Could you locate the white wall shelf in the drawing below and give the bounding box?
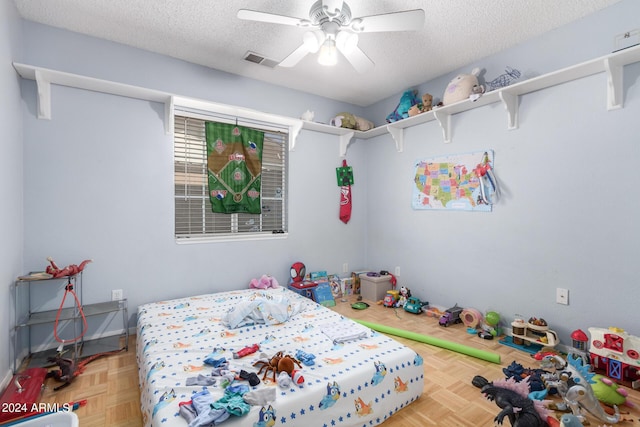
[301,43,640,155]
[12,63,303,145]
[13,43,640,156]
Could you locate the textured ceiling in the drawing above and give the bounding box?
[14,0,621,106]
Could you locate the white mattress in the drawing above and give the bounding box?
[137,287,424,426]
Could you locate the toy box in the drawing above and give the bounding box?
[359,273,393,302]
[5,412,79,427]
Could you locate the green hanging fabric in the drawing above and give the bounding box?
[205,122,264,214]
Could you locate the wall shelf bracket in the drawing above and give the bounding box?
[386,124,404,152]
[604,57,623,110]
[165,96,174,135]
[499,91,519,129]
[34,69,51,120]
[433,110,452,143]
[338,131,355,157]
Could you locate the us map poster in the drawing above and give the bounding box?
[412,150,494,211]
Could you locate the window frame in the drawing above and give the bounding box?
[172,98,301,244]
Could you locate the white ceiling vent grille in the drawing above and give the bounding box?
[243,52,278,68]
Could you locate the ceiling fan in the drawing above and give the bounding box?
[237,0,425,73]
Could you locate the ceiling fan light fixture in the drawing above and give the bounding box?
[303,30,325,53]
[318,39,338,66]
[336,31,358,54]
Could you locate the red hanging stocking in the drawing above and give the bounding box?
[339,160,352,224]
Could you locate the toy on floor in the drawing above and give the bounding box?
[383,290,399,307]
[472,375,552,427]
[249,275,279,289]
[590,374,634,408]
[501,361,548,394]
[439,304,464,327]
[541,352,621,424]
[357,319,501,364]
[587,326,640,389]
[396,286,411,308]
[510,315,559,347]
[478,310,501,339]
[46,348,123,391]
[404,296,428,314]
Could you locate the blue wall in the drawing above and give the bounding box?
[4,0,640,379]
[1,0,24,382]
[363,0,640,344]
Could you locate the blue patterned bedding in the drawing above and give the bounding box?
[136,288,424,427]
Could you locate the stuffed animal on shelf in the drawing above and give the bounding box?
[330,112,374,131]
[408,93,433,117]
[386,89,420,122]
[442,68,483,105]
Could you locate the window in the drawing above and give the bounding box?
[174,113,288,241]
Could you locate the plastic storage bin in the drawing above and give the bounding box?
[359,273,393,302]
[5,412,79,427]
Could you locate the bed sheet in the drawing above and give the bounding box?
[137,288,424,427]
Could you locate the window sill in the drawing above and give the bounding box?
[175,232,288,244]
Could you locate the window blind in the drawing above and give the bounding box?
[174,114,288,240]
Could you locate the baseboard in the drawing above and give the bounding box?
[0,368,12,392]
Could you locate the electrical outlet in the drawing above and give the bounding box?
[342,263,348,273]
[556,288,569,305]
[111,289,123,301]
[394,266,401,276]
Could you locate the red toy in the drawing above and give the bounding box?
[290,262,306,283]
[45,257,92,278]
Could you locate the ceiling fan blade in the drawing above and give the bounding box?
[237,9,311,27]
[350,9,425,33]
[278,43,311,67]
[338,44,374,74]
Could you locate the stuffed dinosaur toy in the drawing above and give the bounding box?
[386,89,420,123]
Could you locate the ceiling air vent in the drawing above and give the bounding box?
[243,52,278,68]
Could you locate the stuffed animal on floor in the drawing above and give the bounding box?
[46,353,76,391]
[386,89,420,122]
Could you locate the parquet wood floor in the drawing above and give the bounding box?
[35,296,639,426]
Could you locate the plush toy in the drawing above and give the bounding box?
[250,274,279,289]
[408,93,433,117]
[330,112,374,131]
[45,257,92,278]
[386,89,420,122]
[442,68,483,105]
[396,286,411,308]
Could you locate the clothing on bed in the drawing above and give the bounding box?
[137,288,424,427]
